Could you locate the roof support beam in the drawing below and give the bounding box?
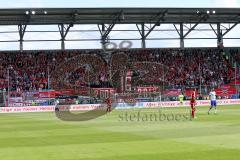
[217,23,223,48]
[58,23,74,50]
[209,23,223,47]
[97,24,103,36]
[143,10,168,39]
[209,24,218,36]
[173,24,180,36]
[183,14,209,38]
[18,24,27,51]
[180,23,184,48]
[209,23,238,47]
[100,24,106,49]
[222,23,238,36]
[183,23,199,38]
[136,24,143,37]
[100,11,124,47]
[58,24,65,50]
[141,23,146,48]
[101,23,115,43]
[173,23,184,48]
[136,23,146,48]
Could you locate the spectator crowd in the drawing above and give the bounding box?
[0,48,238,93]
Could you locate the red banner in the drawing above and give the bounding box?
[215,88,237,96]
[135,86,158,93]
[164,89,181,96]
[229,80,240,85]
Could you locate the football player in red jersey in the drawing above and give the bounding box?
[105,97,112,113]
[190,89,197,119]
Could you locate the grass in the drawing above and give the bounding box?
[0,105,240,160]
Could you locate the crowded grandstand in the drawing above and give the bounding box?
[0,47,239,106]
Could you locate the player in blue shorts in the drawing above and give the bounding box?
[208,89,217,115]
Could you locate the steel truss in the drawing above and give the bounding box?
[0,8,240,50]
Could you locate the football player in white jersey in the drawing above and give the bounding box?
[208,89,217,114]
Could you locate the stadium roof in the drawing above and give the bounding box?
[0,8,240,25]
[1,8,240,50]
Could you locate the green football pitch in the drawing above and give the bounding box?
[0,105,240,160]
